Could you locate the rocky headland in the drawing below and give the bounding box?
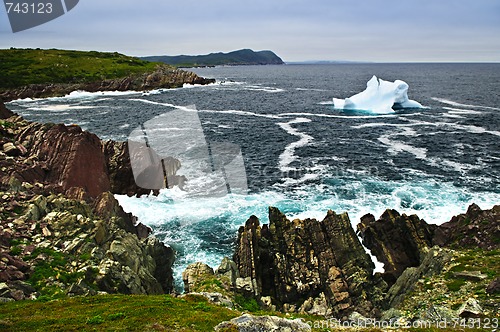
[0,48,215,101]
[0,98,498,329]
[0,66,214,102]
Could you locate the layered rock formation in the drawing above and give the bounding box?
[233,207,388,318]
[0,66,215,101]
[0,102,175,300]
[357,209,437,284]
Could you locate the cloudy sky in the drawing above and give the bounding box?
[1,0,499,62]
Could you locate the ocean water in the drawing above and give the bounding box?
[7,64,500,289]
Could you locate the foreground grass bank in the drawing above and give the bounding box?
[0,294,239,331]
[0,293,492,332]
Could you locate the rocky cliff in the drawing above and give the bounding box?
[183,204,499,322]
[0,65,214,102]
[0,102,175,301]
[231,207,388,318]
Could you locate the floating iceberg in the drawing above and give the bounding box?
[333,76,424,114]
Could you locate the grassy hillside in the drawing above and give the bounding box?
[141,49,284,67]
[0,48,164,90]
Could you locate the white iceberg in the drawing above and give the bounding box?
[333,75,424,114]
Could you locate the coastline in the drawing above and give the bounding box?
[0,99,500,330]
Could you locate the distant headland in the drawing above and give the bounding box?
[140,49,284,67]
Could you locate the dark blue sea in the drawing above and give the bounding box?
[7,63,500,287]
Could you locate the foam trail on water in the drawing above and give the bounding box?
[277,118,313,172]
[432,97,500,111]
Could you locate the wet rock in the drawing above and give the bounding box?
[214,313,311,332]
[358,209,437,285]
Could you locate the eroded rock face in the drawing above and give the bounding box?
[433,203,500,250]
[384,246,453,308]
[357,209,437,284]
[11,122,110,199]
[0,190,174,300]
[182,262,215,293]
[233,207,387,318]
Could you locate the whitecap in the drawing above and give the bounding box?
[432,97,500,111]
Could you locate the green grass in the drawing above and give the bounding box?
[0,48,165,90]
[0,294,241,331]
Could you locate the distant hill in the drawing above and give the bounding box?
[141,49,284,67]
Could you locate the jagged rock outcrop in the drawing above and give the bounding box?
[182,262,216,294]
[0,189,174,301]
[103,140,185,197]
[0,102,14,119]
[103,140,153,197]
[357,209,437,284]
[215,313,311,332]
[0,66,215,101]
[384,246,453,308]
[0,102,175,301]
[433,203,500,250]
[233,207,387,318]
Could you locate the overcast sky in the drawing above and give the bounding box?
[1,0,499,62]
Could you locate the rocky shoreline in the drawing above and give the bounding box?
[0,65,215,102]
[0,99,499,329]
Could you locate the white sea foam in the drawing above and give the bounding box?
[442,107,482,115]
[245,85,285,93]
[432,97,500,111]
[378,135,428,159]
[27,104,98,111]
[116,175,500,289]
[277,118,314,172]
